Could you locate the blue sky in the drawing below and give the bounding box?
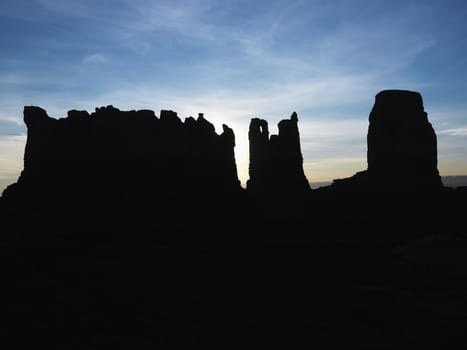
[1,0,467,191]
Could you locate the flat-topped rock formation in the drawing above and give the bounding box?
[330,90,443,192]
[246,112,310,197]
[2,105,243,217]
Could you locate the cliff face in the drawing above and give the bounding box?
[331,90,442,191]
[246,112,310,196]
[367,90,440,183]
[3,105,242,213]
[0,89,445,212]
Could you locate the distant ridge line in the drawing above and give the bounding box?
[310,176,467,190]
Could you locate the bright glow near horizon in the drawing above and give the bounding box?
[1,0,467,193]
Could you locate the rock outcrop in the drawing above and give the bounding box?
[2,106,243,215]
[330,90,443,191]
[2,94,467,350]
[246,112,310,196]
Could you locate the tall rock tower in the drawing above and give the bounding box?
[367,90,440,183]
[332,90,442,191]
[247,112,310,196]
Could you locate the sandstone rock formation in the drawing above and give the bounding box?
[2,106,243,215]
[2,95,467,350]
[246,112,310,196]
[331,90,443,191]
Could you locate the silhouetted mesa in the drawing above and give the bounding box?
[331,90,443,192]
[1,105,242,214]
[247,112,310,196]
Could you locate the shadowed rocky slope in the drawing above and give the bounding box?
[1,90,467,348]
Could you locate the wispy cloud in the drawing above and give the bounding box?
[126,0,213,34]
[83,53,108,64]
[439,127,467,136]
[429,108,467,129]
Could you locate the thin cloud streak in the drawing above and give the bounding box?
[439,127,467,136]
[83,53,108,64]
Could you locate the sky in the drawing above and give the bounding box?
[1,0,467,192]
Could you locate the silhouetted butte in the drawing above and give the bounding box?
[329,90,443,192]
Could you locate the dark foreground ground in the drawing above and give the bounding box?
[1,190,467,349]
